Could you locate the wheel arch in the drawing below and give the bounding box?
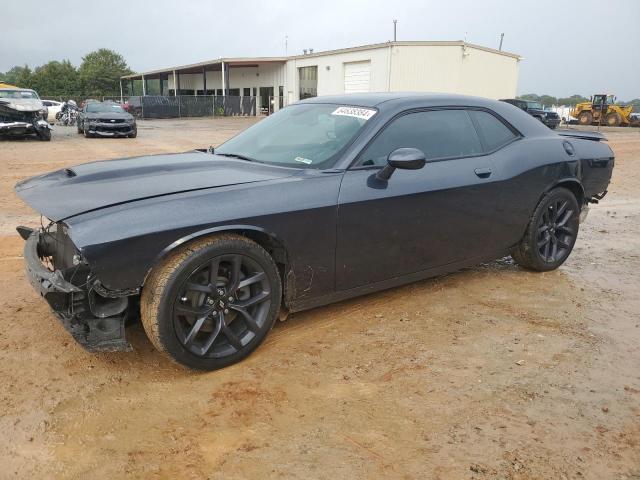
[552,178,585,206]
[534,178,585,210]
[523,178,584,227]
[142,224,292,303]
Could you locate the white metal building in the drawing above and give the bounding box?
[121,40,521,112]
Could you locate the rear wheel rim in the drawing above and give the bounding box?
[536,199,576,263]
[172,254,272,358]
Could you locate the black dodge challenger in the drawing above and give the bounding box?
[15,93,614,370]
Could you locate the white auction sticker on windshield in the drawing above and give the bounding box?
[294,156,313,165]
[331,106,376,120]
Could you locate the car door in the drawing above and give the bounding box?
[335,108,501,291]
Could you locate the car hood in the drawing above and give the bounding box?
[84,111,134,121]
[15,152,297,221]
[0,97,44,112]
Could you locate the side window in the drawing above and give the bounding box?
[359,110,483,166]
[469,110,518,152]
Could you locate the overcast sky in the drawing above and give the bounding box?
[1,0,638,99]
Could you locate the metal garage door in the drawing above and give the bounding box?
[344,61,371,94]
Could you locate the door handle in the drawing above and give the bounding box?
[474,167,492,178]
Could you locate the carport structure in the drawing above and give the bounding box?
[120,57,287,115]
[120,40,521,118]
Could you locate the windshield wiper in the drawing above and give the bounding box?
[216,152,260,163]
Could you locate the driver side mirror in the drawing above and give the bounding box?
[376,148,427,181]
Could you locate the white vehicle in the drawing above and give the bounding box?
[42,100,63,122]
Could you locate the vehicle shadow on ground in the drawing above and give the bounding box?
[115,256,546,374]
[0,136,49,142]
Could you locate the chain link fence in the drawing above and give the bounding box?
[46,94,289,119]
[102,95,260,119]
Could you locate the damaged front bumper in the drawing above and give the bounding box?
[21,227,133,352]
[0,119,49,136]
[86,122,135,137]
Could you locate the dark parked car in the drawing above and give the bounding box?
[500,98,561,129]
[15,93,614,370]
[77,101,136,138]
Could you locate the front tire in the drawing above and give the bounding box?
[511,187,580,271]
[37,128,51,141]
[141,234,282,370]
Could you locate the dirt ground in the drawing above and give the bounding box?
[0,119,638,479]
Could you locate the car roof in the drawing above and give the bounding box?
[300,92,554,138]
[300,92,494,107]
[298,92,523,111]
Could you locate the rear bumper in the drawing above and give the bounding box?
[22,229,132,352]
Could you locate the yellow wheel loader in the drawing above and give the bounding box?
[571,94,634,127]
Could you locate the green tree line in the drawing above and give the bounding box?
[517,93,640,108]
[0,49,133,99]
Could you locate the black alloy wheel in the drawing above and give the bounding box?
[141,234,282,370]
[511,187,580,271]
[173,254,272,358]
[536,198,575,263]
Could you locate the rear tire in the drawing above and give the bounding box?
[141,234,282,370]
[511,187,580,272]
[578,111,593,125]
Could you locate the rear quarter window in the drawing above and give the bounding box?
[469,110,518,152]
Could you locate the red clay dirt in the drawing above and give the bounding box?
[0,119,638,479]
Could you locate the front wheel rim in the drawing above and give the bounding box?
[536,199,576,263]
[172,254,272,358]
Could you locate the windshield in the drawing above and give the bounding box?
[526,101,543,110]
[0,89,39,99]
[215,104,375,168]
[86,103,125,113]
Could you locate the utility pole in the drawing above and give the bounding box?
[499,33,504,51]
[393,19,397,42]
